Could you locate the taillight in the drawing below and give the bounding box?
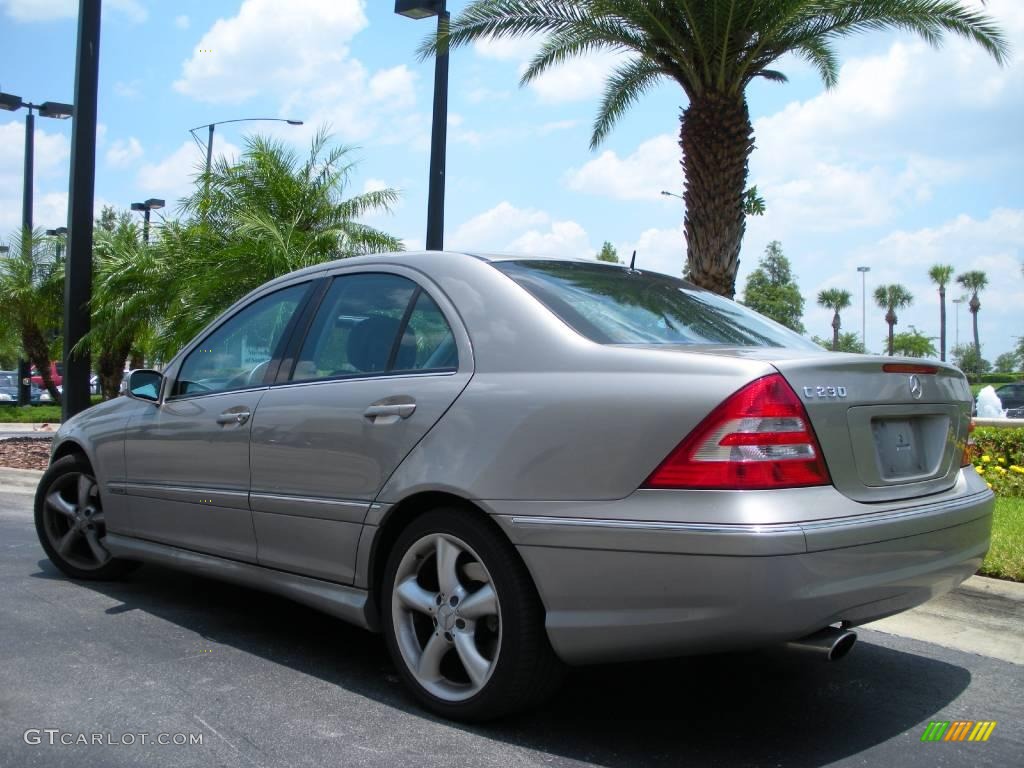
[643,374,831,490]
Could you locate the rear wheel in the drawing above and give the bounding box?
[382,508,563,721]
[34,455,138,581]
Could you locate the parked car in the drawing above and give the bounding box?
[0,371,18,403]
[30,361,63,388]
[35,253,994,721]
[993,382,1024,418]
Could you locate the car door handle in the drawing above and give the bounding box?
[364,403,416,421]
[216,410,251,425]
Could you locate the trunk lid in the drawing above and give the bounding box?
[645,347,973,503]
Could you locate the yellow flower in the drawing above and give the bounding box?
[987,482,993,489]
[976,467,985,474]
[1011,466,1024,475]
[981,455,992,463]
[997,457,1006,464]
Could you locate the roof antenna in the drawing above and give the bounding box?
[629,250,637,270]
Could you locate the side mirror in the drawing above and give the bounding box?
[127,369,163,402]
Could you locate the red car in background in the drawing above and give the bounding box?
[30,361,63,388]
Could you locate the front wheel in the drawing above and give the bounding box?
[382,508,563,721]
[35,455,139,581]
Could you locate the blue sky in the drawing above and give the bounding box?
[1,0,1022,359]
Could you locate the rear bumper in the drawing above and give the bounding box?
[490,473,994,665]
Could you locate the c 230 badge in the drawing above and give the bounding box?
[802,385,848,399]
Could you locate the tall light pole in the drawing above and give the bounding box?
[396,0,450,251]
[857,266,871,353]
[131,198,164,244]
[0,92,73,405]
[189,117,304,176]
[45,227,68,261]
[63,0,103,420]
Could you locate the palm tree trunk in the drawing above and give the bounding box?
[681,92,753,298]
[886,309,896,356]
[98,340,132,400]
[938,285,946,361]
[832,312,841,351]
[888,322,895,356]
[22,325,61,404]
[970,294,981,356]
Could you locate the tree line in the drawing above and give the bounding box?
[740,241,1020,373]
[0,130,402,404]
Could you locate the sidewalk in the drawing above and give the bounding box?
[0,423,58,432]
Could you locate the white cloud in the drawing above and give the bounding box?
[450,201,595,260]
[173,0,369,104]
[472,33,620,104]
[0,121,70,231]
[620,224,688,278]
[175,14,189,30]
[566,135,679,201]
[136,139,240,201]
[1,0,146,23]
[105,137,143,168]
[175,0,424,148]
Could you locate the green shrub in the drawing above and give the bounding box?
[972,427,1024,497]
[966,372,1022,385]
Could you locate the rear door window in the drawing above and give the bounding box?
[289,273,458,383]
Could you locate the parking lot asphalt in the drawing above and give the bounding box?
[1,487,1021,768]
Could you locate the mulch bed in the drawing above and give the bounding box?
[0,438,53,471]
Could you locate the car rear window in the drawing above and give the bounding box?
[494,260,819,348]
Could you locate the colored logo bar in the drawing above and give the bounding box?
[920,721,997,742]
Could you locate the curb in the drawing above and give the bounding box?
[865,575,1024,665]
[0,423,59,433]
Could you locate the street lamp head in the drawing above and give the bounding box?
[395,0,444,19]
[39,101,73,119]
[0,92,24,111]
[857,266,871,273]
[130,202,146,212]
[144,198,165,210]
[286,119,303,125]
[46,227,68,237]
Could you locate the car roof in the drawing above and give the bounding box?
[258,250,627,292]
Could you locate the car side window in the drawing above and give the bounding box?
[173,284,308,398]
[397,290,458,371]
[290,273,457,382]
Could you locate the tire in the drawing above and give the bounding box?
[382,507,564,721]
[34,454,139,581]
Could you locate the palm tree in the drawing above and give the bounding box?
[423,1,1007,297]
[80,218,169,398]
[956,270,988,357]
[874,284,914,357]
[817,288,852,351]
[142,129,404,358]
[0,228,64,402]
[928,264,954,362]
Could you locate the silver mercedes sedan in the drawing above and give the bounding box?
[36,252,994,720]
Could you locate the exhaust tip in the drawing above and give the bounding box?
[786,627,858,661]
[827,630,857,661]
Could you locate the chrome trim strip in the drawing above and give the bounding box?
[509,516,804,535]
[249,492,369,524]
[799,489,993,531]
[509,488,994,537]
[104,534,375,631]
[122,482,249,510]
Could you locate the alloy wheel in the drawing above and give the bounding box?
[391,532,502,702]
